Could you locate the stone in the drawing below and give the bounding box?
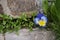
[0,34,4,40]
[0,0,53,18]
[0,0,11,16]
[0,4,4,14]
[0,4,4,20]
[0,0,37,18]
[7,0,37,16]
[5,28,55,40]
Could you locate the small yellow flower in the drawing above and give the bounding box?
[38,20,46,26]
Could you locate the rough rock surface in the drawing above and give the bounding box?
[0,0,37,17]
[0,0,53,17]
[0,0,11,16]
[0,34,4,40]
[0,4,4,14]
[5,28,55,40]
[7,0,36,12]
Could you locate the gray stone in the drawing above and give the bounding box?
[0,34,4,40]
[0,0,37,17]
[5,28,55,40]
[0,4,4,14]
[0,0,11,15]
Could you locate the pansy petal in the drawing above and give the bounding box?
[38,20,46,26]
[34,18,39,24]
[41,16,48,22]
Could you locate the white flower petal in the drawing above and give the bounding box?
[34,18,39,24]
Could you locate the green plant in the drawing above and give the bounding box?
[42,0,48,14]
[43,0,60,40]
[0,12,37,33]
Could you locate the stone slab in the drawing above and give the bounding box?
[5,28,55,40]
[0,34,4,40]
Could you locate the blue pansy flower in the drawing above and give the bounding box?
[34,12,48,27]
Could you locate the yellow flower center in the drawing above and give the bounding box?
[38,20,46,26]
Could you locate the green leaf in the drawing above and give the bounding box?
[42,0,48,14]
